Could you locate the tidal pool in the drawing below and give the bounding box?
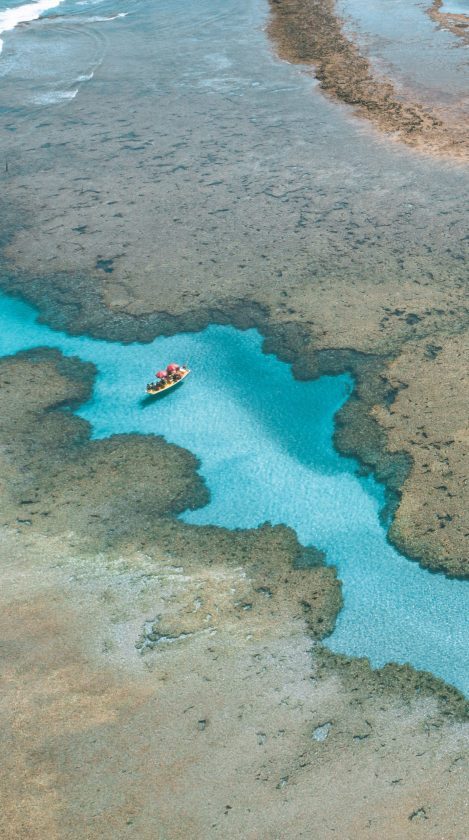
[0,292,467,694]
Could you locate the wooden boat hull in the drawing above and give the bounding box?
[145,369,190,397]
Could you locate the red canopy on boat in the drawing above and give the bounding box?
[156,370,167,379]
[167,363,179,372]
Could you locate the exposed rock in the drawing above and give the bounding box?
[0,525,467,839]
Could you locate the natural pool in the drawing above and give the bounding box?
[0,292,467,694]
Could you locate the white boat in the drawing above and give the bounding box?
[146,365,190,396]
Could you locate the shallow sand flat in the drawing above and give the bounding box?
[0,524,467,840]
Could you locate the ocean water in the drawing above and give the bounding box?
[0,0,65,55]
[0,292,467,694]
[0,0,130,105]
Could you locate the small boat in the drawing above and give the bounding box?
[146,363,190,396]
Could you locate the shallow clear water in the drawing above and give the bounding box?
[0,0,132,105]
[338,0,468,110]
[0,292,467,694]
[441,0,469,15]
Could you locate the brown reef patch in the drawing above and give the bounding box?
[373,332,469,577]
[427,0,469,43]
[267,0,468,160]
[262,323,469,578]
[0,350,207,552]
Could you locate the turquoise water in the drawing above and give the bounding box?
[0,292,467,693]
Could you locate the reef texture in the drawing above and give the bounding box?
[265,325,469,578]
[0,351,207,551]
[0,351,467,839]
[374,334,468,576]
[267,0,468,161]
[427,0,469,43]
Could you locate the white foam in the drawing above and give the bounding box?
[33,88,78,104]
[0,0,66,53]
[84,12,127,21]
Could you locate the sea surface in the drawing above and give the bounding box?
[0,292,467,694]
[0,0,130,105]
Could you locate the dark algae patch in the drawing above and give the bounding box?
[0,269,272,343]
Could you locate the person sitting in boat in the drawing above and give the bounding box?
[163,364,175,384]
